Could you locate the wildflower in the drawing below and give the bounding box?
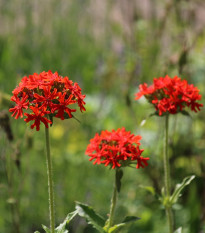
[86,127,149,169]
[135,75,203,115]
[9,93,29,119]
[52,92,76,120]
[24,105,52,131]
[9,70,86,130]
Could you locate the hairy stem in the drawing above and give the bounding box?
[107,170,118,229]
[163,115,174,233]
[45,126,55,233]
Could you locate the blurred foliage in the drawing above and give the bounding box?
[0,0,205,232]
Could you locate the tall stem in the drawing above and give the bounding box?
[45,126,55,233]
[163,115,174,233]
[107,170,118,229]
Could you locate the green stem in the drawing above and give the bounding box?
[163,115,174,233]
[45,126,55,233]
[107,170,118,229]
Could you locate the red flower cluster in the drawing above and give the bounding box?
[86,127,149,169]
[9,71,86,131]
[135,75,203,116]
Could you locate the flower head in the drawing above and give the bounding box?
[86,127,149,169]
[135,75,203,116]
[9,70,86,130]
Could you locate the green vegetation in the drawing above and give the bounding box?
[0,1,205,232]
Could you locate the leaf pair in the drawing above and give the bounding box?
[169,175,195,205]
[161,175,195,207]
[75,202,140,233]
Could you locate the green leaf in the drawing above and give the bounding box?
[42,225,51,233]
[108,216,140,233]
[36,212,77,233]
[55,210,78,233]
[75,202,105,233]
[108,223,124,233]
[122,216,140,223]
[180,110,191,117]
[116,169,123,193]
[139,185,155,196]
[174,227,182,233]
[170,175,195,205]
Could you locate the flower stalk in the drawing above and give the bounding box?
[107,169,118,229]
[45,126,55,233]
[163,114,174,233]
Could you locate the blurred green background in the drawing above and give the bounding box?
[0,0,205,232]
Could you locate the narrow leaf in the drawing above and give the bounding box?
[174,227,182,233]
[180,110,191,118]
[108,223,125,233]
[75,202,105,233]
[108,216,140,233]
[55,210,78,233]
[139,185,155,196]
[34,231,41,233]
[170,175,195,204]
[122,216,140,223]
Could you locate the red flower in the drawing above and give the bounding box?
[86,127,149,169]
[52,92,76,120]
[9,93,29,119]
[9,71,86,131]
[33,86,58,111]
[135,75,203,115]
[24,105,52,131]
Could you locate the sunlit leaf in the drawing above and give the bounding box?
[170,175,195,204]
[55,210,78,233]
[42,225,50,233]
[139,185,155,196]
[108,223,124,233]
[174,227,182,233]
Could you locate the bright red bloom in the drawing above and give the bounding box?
[9,70,86,130]
[9,93,29,119]
[33,86,58,111]
[24,106,52,131]
[86,127,149,169]
[52,92,76,120]
[135,75,203,115]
